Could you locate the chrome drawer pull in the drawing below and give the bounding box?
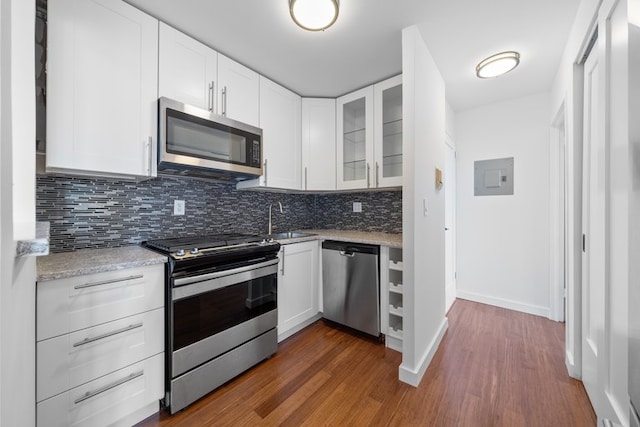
[74,274,143,290]
[73,322,143,347]
[74,370,144,404]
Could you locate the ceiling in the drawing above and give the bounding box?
[125,0,581,112]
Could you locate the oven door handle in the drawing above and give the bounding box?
[172,258,279,301]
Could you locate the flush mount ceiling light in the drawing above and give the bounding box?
[476,51,520,78]
[290,0,339,31]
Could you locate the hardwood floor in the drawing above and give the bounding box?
[137,300,596,426]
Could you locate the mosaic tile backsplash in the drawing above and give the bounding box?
[36,174,402,252]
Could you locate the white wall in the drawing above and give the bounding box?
[400,25,447,386]
[455,92,552,317]
[0,0,37,425]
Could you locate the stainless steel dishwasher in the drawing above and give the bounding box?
[321,241,380,337]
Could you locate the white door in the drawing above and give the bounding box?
[444,140,456,312]
[581,38,604,415]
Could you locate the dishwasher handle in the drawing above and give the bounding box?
[322,240,379,255]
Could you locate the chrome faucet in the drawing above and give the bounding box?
[268,202,283,235]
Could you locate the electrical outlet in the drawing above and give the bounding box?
[353,202,362,213]
[174,200,185,215]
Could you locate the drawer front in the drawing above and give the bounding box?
[37,308,164,402]
[37,353,163,427]
[37,264,164,341]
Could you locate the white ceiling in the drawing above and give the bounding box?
[125,0,581,112]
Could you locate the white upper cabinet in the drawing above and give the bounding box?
[217,54,260,127]
[336,76,403,190]
[374,75,403,188]
[336,86,375,190]
[237,77,301,191]
[47,0,158,179]
[301,98,336,191]
[158,22,218,111]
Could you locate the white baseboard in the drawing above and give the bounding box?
[456,290,550,318]
[398,317,448,387]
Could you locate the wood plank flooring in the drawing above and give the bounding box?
[136,299,596,426]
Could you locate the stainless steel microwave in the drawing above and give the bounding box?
[158,97,263,180]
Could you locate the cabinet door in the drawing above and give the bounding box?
[47,0,158,179]
[217,54,260,127]
[278,241,319,339]
[159,22,217,111]
[302,98,336,191]
[374,75,403,188]
[259,77,302,190]
[336,86,374,190]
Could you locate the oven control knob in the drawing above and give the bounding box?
[176,249,185,257]
[267,238,275,243]
[260,239,267,245]
[190,248,199,255]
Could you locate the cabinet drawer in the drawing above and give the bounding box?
[37,353,163,427]
[37,265,164,341]
[37,308,164,403]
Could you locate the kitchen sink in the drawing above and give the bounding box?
[269,231,315,240]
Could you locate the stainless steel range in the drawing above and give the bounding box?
[143,234,280,414]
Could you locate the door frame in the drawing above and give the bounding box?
[549,102,567,322]
[444,136,456,313]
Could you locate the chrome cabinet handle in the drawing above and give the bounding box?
[208,81,214,112]
[222,86,227,116]
[280,247,285,275]
[367,163,371,188]
[74,370,144,404]
[147,137,153,175]
[264,159,268,187]
[74,274,143,290]
[73,322,143,347]
[376,162,380,187]
[305,167,308,190]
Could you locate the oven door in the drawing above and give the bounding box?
[169,258,278,377]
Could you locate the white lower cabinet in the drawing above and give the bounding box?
[36,264,165,427]
[36,353,164,427]
[277,241,320,341]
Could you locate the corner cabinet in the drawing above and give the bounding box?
[277,241,320,342]
[301,98,337,191]
[336,75,403,190]
[237,77,302,191]
[46,0,158,180]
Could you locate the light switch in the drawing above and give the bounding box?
[423,197,429,216]
[353,202,362,213]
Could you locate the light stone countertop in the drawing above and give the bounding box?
[36,230,401,282]
[279,229,402,248]
[37,246,168,282]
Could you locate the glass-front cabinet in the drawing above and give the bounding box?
[336,75,402,190]
[337,86,374,190]
[374,75,403,188]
